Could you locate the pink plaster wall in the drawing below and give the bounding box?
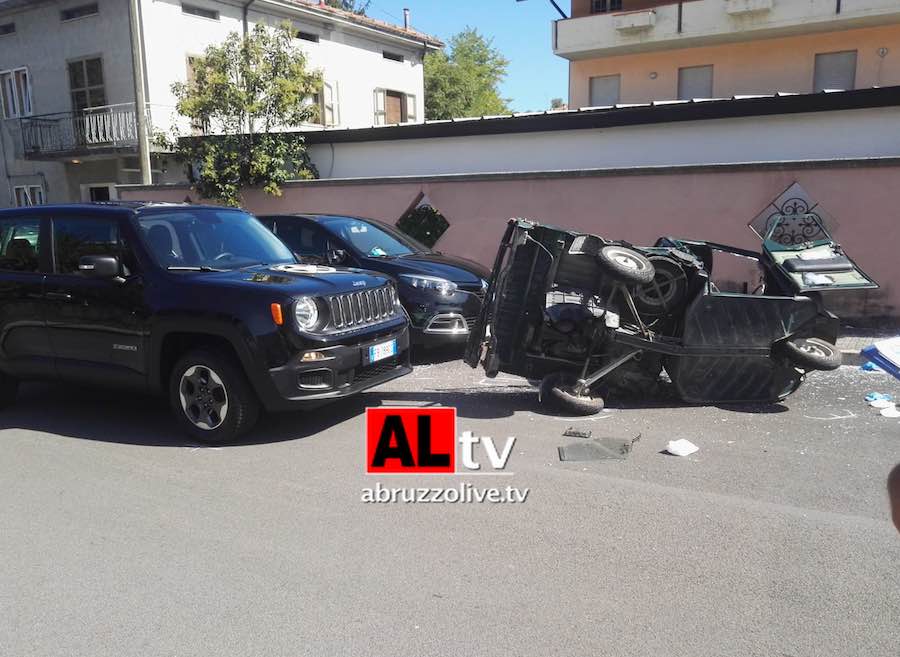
[123,165,900,321]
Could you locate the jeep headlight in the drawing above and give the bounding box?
[294,296,319,331]
[399,274,457,297]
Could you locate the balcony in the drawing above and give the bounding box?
[555,0,900,60]
[20,103,151,160]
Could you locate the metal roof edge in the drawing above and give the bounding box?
[298,86,900,145]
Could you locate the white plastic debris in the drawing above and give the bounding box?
[881,405,900,418]
[802,272,834,286]
[665,439,699,457]
[870,398,895,409]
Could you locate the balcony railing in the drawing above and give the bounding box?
[20,103,150,157]
[556,0,900,60]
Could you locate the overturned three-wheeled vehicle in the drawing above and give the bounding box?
[465,214,877,414]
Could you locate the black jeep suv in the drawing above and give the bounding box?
[0,203,411,442]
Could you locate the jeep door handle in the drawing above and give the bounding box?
[44,292,73,301]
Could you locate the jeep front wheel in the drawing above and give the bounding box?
[169,349,260,444]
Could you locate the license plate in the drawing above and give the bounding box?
[368,339,397,363]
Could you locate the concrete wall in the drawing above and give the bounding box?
[569,23,900,106]
[306,106,900,179]
[120,162,900,322]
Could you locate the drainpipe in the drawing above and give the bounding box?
[128,0,152,186]
[242,0,255,36]
[243,1,256,164]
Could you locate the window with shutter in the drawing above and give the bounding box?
[677,65,713,100]
[405,93,417,123]
[814,51,857,92]
[589,75,620,106]
[373,88,386,125]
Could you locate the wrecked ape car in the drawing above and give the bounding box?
[464,214,877,414]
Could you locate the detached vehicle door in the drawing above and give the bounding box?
[43,211,151,388]
[0,212,53,378]
[761,213,878,294]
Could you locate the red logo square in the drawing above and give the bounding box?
[366,407,456,473]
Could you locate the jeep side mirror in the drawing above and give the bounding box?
[327,249,347,265]
[78,255,120,278]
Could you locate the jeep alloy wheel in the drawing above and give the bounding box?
[179,365,229,430]
[169,349,260,444]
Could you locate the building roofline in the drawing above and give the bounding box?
[259,0,443,49]
[298,86,900,145]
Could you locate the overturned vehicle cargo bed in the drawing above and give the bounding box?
[464,216,877,414]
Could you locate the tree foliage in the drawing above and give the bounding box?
[424,28,511,120]
[164,23,322,206]
[325,0,370,14]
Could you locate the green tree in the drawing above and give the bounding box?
[325,0,370,14]
[424,28,511,120]
[164,22,322,206]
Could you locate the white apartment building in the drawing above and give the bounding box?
[0,0,442,207]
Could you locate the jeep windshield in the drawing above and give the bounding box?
[319,216,429,258]
[137,208,295,271]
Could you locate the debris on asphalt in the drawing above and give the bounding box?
[861,337,900,381]
[860,361,881,372]
[557,434,640,462]
[665,439,700,457]
[562,427,593,439]
[865,392,894,406]
[880,406,900,418]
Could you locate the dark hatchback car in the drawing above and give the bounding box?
[258,214,490,346]
[0,203,410,442]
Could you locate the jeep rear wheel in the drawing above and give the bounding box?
[169,349,260,444]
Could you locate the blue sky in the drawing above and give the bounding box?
[365,0,569,112]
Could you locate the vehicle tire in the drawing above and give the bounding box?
[597,245,656,286]
[634,256,687,317]
[778,337,842,371]
[0,372,18,409]
[539,372,605,416]
[169,348,260,444]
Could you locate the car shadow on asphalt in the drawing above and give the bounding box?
[410,344,465,366]
[0,382,371,448]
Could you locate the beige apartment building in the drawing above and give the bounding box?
[557,0,900,107]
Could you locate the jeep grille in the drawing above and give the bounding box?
[326,284,400,332]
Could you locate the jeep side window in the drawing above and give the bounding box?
[0,216,41,272]
[52,216,133,275]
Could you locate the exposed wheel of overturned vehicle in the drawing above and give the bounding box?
[634,256,688,317]
[539,372,605,415]
[597,246,656,286]
[778,337,842,371]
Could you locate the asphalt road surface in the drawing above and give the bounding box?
[2,356,899,657]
